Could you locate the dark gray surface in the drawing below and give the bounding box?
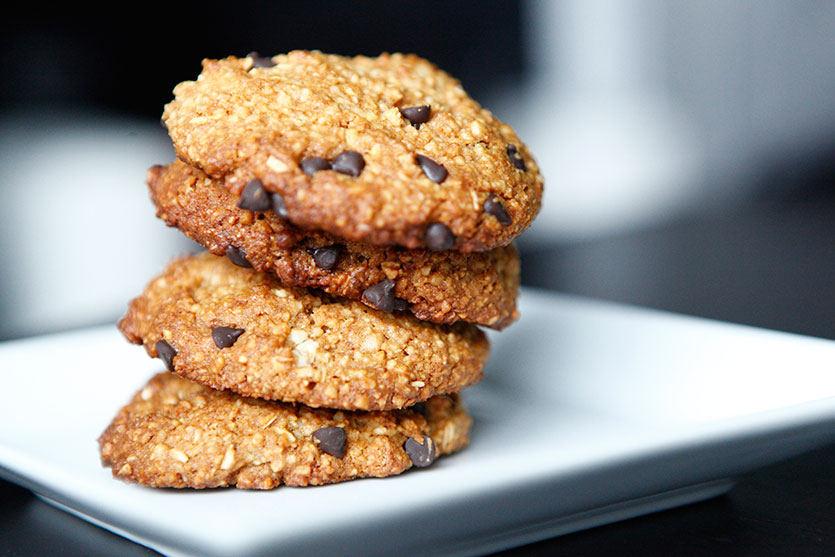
[521,204,835,342]
[1,200,833,556]
[496,443,835,556]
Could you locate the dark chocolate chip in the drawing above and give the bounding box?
[362,279,408,313]
[331,150,365,177]
[247,52,276,68]
[236,179,272,212]
[411,402,428,417]
[300,157,332,176]
[399,105,431,128]
[212,326,245,349]
[155,339,177,371]
[226,245,252,268]
[404,436,436,467]
[270,193,289,219]
[483,194,511,226]
[415,154,447,183]
[307,245,343,270]
[424,222,455,251]
[506,144,527,171]
[312,426,347,458]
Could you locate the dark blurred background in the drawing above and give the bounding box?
[0,2,524,120]
[0,0,833,339]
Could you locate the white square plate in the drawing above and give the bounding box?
[1,289,834,556]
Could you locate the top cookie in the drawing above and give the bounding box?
[163,51,543,252]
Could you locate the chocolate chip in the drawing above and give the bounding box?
[236,179,272,212]
[307,245,343,270]
[155,340,177,371]
[416,154,447,183]
[331,150,365,177]
[506,144,527,171]
[212,326,245,349]
[404,436,436,467]
[424,222,455,251]
[225,245,252,268]
[312,426,346,458]
[411,402,428,417]
[300,157,331,176]
[270,193,289,219]
[247,52,276,68]
[362,279,409,313]
[399,105,431,128]
[483,194,511,226]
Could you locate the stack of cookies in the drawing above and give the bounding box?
[99,51,542,489]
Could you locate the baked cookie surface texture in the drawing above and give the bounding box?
[118,252,489,411]
[148,160,520,329]
[162,51,543,252]
[99,372,471,489]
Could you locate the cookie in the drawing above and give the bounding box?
[148,160,520,329]
[162,51,543,252]
[118,252,489,411]
[99,372,471,489]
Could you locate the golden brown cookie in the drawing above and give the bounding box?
[148,160,519,329]
[118,252,489,411]
[162,51,543,252]
[99,372,471,489]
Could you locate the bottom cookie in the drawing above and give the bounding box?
[99,373,471,489]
